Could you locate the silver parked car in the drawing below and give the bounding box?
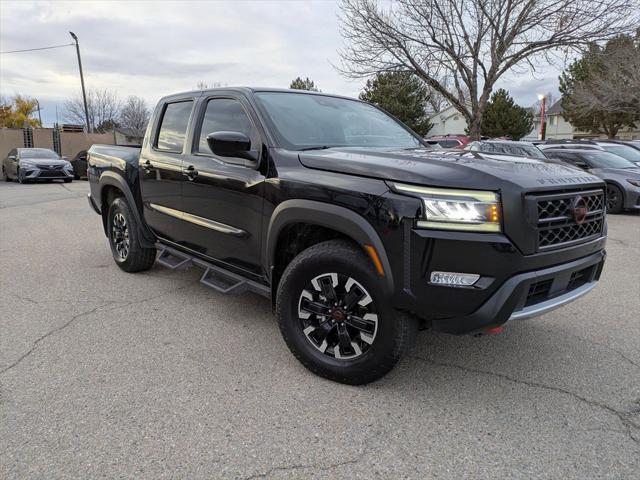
[2,148,74,184]
[464,140,548,159]
[539,140,640,167]
[544,149,640,213]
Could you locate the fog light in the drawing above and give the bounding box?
[430,271,480,286]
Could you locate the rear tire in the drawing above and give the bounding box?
[2,168,11,182]
[276,240,417,385]
[107,197,156,272]
[606,184,624,214]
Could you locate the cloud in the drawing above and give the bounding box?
[1,0,566,127]
[1,1,366,125]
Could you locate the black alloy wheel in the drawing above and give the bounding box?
[298,272,378,360]
[111,212,130,260]
[107,197,156,272]
[276,240,417,385]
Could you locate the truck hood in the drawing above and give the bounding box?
[298,147,603,191]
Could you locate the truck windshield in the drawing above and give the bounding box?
[255,92,423,150]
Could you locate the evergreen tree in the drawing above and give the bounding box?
[480,89,533,139]
[359,72,432,136]
[289,77,320,92]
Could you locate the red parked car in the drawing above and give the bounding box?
[424,135,471,149]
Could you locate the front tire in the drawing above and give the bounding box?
[107,197,156,272]
[606,184,624,214]
[276,240,417,385]
[64,178,72,183]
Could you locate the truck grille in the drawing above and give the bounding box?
[533,189,605,251]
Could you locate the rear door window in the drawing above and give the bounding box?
[156,101,193,152]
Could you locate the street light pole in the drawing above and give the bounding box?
[35,99,42,126]
[538,94,546,141]
[69,31,91,133]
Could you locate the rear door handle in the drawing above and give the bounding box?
[182,164,198,180]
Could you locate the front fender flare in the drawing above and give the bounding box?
[265,199,394,293]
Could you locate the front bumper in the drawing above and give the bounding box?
[429,249,605,334]
[23,166,73,180]
[387,219,607,335]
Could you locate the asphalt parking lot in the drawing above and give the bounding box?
[0,180,639,479]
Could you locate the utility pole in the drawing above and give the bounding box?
[69,31,91,133]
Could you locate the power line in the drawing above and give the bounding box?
[0,43,74,55]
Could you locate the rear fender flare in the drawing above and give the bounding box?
[98,171,155,246]
[265,199,394,293]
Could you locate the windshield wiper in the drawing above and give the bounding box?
[298,145,339,151]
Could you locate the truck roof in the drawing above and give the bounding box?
[158,87,357,104]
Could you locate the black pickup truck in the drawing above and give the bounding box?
[87,88,607,384]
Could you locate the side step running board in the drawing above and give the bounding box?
[155,244,270,298]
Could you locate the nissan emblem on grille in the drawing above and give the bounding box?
[571,196,588,225]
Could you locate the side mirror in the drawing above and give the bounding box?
[8,155,16,161]
[206,131,258,166]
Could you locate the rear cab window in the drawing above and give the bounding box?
[156,101,193,152]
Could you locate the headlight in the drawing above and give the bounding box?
[64,163,73,170]
[626,179,640,187]
[20,161,36,168]
[390,183,501,232]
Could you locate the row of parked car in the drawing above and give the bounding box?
[4,137,640,214]
[1,148,89,183]
[425,136,640,213]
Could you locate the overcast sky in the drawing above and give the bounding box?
[1,0,562,127]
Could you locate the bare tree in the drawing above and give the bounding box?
[63,88,121,132]
[338,0,639,139]
[119,96,151,137]
[425,88,448,114]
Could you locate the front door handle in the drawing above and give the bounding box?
[182,164,198,180]
[142,160,154,172]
